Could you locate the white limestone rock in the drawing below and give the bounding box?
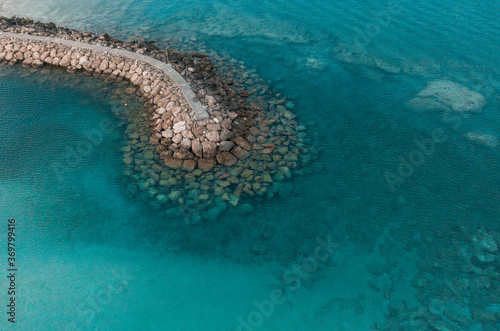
[161,129,174,139]
[173,121,187,134]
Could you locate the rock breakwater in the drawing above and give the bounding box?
[0,16,318,221]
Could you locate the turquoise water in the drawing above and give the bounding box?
[1,0,500,330]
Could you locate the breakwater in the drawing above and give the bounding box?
[0,16,316,221]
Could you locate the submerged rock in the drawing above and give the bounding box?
[201,141,217,157]
[408,80,486,112]
[168,190,181,201]
[164,157,183,169]
[205,200,227,221]
[198,158,216,172]
[235,203,253,215]
[190,213,202,224]
[182,159,196,172]
[464,132,498,147]
[216,151,237,166]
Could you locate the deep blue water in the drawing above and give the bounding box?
[1,0,500,330]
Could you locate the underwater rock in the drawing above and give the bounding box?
[198,158,216,172]
[216,151,237,166]
[143,150,154,159]
[228,194,239,207]
[261,144,276,154]
[374,58,400,74]
[473,229,498,252]
[471,229,498,264]
[475,253,495,263]
[173,148,192,160]
[123,156,133,165]
[408,80,485,112]
[124,87,135,94]
[230,146,250,160]
[464,132,498,147]
[284,111,294,120]
[262,172,273,183]
[168,190,181,201]
[276,146,289,155]
[232,136,252,150]
[240,169,253,180]
[218,141,235,151]
[190,213,202,224]
[182,159,196,172]
[428,298,445,315]
[205,199,227,221]
[164,157,183,169]
[173,121,187,133]
[234,203,253,215]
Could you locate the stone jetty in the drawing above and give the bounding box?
[0,16,317,221]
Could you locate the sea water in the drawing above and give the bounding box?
[0,0,499,330]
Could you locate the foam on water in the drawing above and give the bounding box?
[0,0,500,330]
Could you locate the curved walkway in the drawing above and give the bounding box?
[0,31,209,119]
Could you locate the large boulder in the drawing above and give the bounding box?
[198,158,216,172]
[59,56,71,67]
[202,141,217,158]
[173,149,193,160]
[231,146,250,160]
[173,121,187,133]
[219,141,235,151]
[164,157,183,169]
[191,138,204,158]
[206,131,220,142]
[232,136,252,150]
[182,160,197,172]
[216,152,238,166]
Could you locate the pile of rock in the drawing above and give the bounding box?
[0,18,318,221]
[0,36,237,167]
[0,16,238,116]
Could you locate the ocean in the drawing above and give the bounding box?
[0,0,499,330]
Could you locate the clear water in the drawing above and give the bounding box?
[0,0,500,330]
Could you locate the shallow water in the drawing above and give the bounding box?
[1,0,500,330]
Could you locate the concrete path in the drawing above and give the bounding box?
[0,31,209,119]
